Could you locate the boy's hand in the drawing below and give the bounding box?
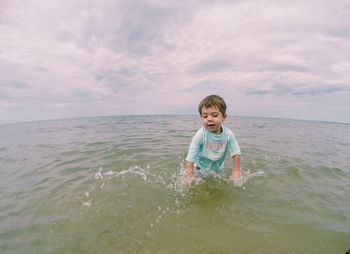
[184,174,194,187]
[229,173,244,186]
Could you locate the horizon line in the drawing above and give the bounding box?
[1,113,349,126]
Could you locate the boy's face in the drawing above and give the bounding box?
[200,106,226,134]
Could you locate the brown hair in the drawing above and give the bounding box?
[198,95,227,116]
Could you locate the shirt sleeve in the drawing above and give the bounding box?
[227,129,241,157]
[186,128,203,162]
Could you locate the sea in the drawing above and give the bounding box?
[0,115,349,254]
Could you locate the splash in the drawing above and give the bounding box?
[94,166,165,184]
[229,169,265,187]
[94,166,264,191]
[81,165,265,208]
[172,166,265,189]
[80,166,167,208]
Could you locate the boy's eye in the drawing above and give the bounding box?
[212,113,219,117]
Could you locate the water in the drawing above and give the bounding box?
[0,115,349,254]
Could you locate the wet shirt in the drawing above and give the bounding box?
[186,125,241,172]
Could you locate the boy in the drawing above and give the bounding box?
[185,95,241,186]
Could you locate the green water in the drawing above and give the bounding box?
[0,116,349,253]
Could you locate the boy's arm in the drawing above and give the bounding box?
[227,129,241,178]
[185,129,203,187]
[232,154,241,178]
[185,161,195,186]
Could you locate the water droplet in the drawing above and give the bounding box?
[82,201,92,207]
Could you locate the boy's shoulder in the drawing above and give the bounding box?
[192,127,206,139]
[197,127,207,134]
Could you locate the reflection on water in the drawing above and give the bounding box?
[0,115,349,253]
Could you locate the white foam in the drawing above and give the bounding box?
[230,169,266,187]
[94,166,165,184]
[82,201,92,207]
[94,167,104,179]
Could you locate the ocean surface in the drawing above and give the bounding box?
[0,115,349,254]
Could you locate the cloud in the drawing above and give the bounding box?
[246,84,350,96]
[0,0,350,124]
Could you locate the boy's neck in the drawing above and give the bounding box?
[207,126,223,135]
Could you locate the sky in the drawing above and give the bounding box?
[1,0,350,124]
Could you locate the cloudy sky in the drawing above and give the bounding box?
[1,0,350,124]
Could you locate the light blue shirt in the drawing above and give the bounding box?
[186,125,241,172]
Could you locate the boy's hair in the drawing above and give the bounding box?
[198,95,227,116]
